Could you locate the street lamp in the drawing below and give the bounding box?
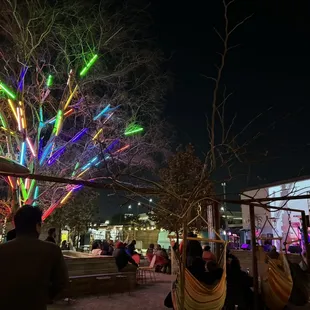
[128,205,132,209]
[138,202,141,206]
[149,198,152,203]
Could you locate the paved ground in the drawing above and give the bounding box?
[48,273,173,310]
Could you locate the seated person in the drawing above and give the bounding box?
[226,258,253,309]
[91,242,102,255]
[146,243,155,262]
[202,245,216,263]
[155,245,170,273]
[113,241,138,272]
[265,245,279,263]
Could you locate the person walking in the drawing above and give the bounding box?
[45,227,56,243]
[0,205,68,310]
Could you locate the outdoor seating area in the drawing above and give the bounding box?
[62,252,137,298]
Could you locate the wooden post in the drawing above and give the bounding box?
[213,201,221,259]
[180,217,188,310]
[249,204,259,310]
[301,211,310,269]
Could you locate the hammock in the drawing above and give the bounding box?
[171,247,227,310]
[261,254,293,310]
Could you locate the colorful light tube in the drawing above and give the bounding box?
[26,137,36,157]
[47,146,66,165]
[46,75,53,87]
[80,54,98,77]
[92,128,103,141]
[63,85,78,110]
[0,81,16,100]
[17,67,28,92]
[19,142,26,165]
[93,104,111,121]
[60,190,73,204]
[124,126,143,136]
[8,99,18,121]
[71,128,88,143]
[39,142,53,165]
[53,110,63,136]
[113,144,130,154]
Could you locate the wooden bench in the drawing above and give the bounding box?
[62,251,137,297]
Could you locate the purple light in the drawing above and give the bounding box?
[38,137,44,160]
[17,67,28,92]
[47,146,66,165]
[105,139,120,153]
[73,185,83,191]
[71,128,88,143]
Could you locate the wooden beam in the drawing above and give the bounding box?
[0,172,158,194]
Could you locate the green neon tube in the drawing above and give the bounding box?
[80,54,98,77]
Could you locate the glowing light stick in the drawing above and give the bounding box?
[42,202,59,220]
[18,67,28,92]
[80,54,98,77]
[33,186,39,206]
[63,85,78,110]
[80,156,99,171]
[46,75,53,87]
[53,110,63,136]
[26,137,36,157]
[39,142,53,165]
[47,146,66,165]
[28,179,36,198]
[0,112,7,128]
[16,108,22,131]
[47,108,74,125]
[25,178,30,189]
[20,180,28,200]
[0,127,15,135]
[38,138,44,160]
[7,176,14,188]
[71,128,88,142]
[39,106,44,123]
[105,139,119,153]
[103,112,114,124]
[60,190,73,204]
[93,104,111,121]
[76,167,90,178]
[71,162,80,177]
[124,125,143,136]
[8,99,18,121]
[113,144,130,154]
[0,81,16,99]
[19,103,26,130]
[20,141,26,165]
[92,128,103,141]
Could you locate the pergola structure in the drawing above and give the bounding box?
[1,160,310,310]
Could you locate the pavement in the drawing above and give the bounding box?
[48,273,173,310]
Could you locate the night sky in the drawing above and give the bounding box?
[151,0,310,189]
[102,1,310,217]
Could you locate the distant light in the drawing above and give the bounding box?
[221,182,226,186]
[220,206,224,211]
[128,205,132,209]
[138,202,141,206]
[223,231,227,235]
[149,198,153,203]
[105,220,110,224]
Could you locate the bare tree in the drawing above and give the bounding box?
[0,0,169,221]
